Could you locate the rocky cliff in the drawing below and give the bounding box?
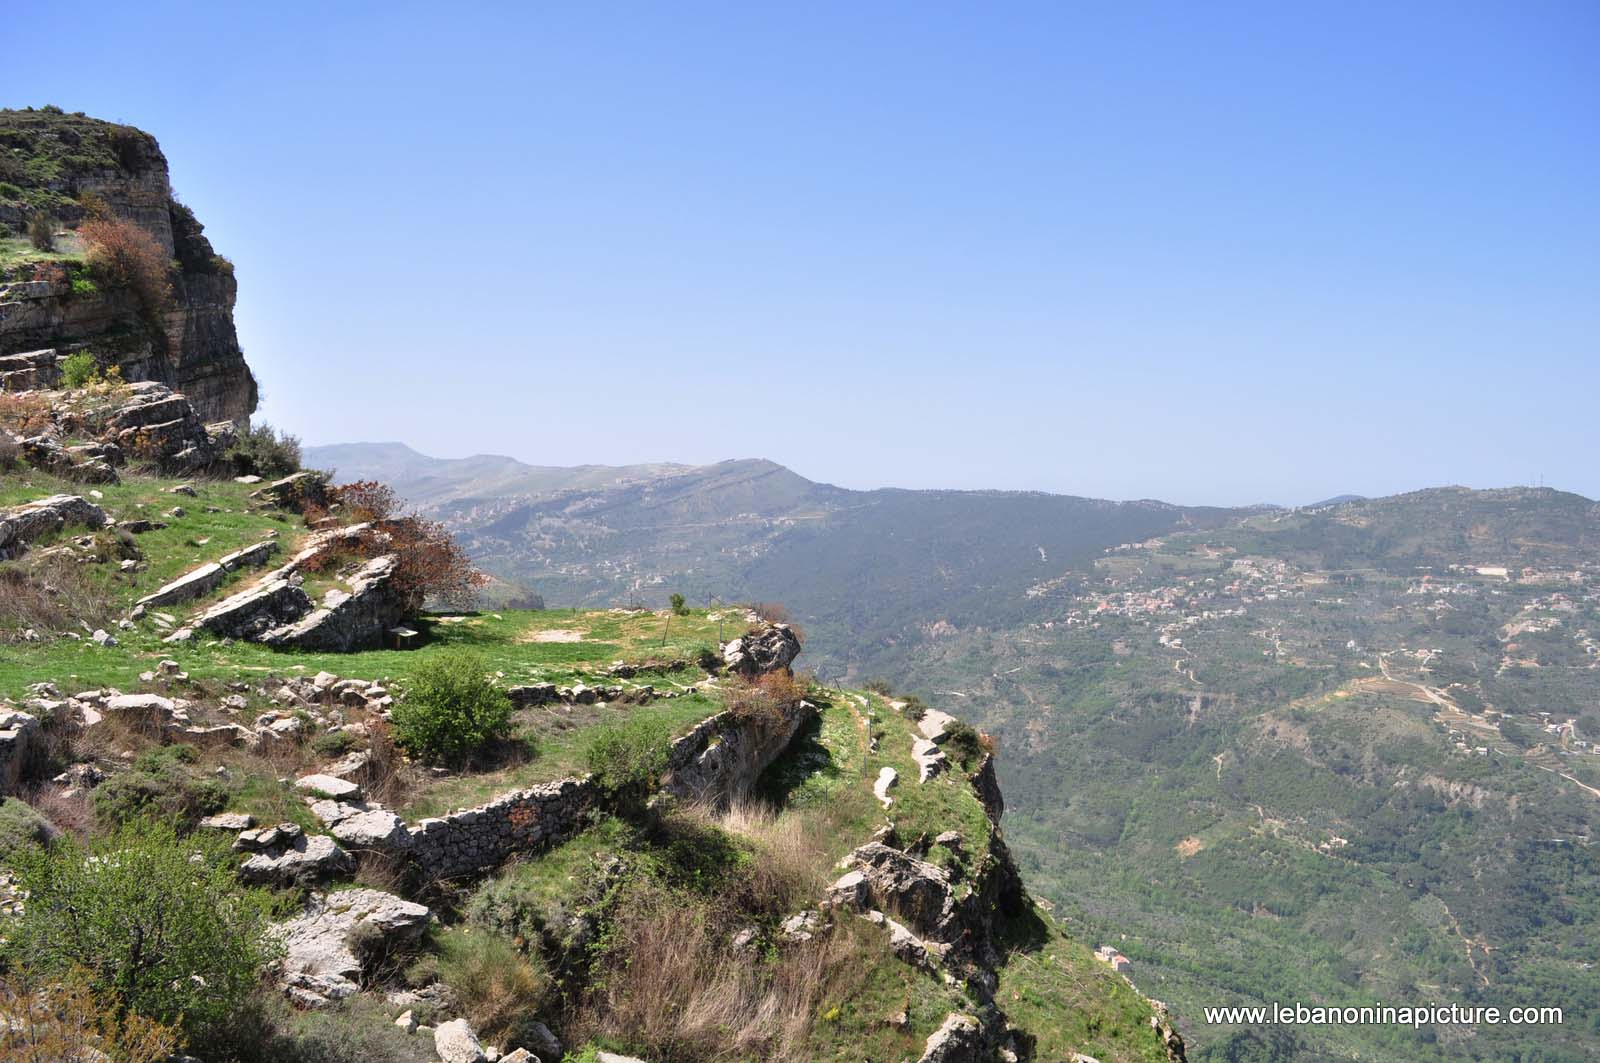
[0,108,257,423]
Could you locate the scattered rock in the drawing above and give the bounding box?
[295,773,361,800]
[199,812,255,831]
[434,1018,487,1063]
[873,765,898,807]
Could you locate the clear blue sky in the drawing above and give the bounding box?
[6,2,1595,505]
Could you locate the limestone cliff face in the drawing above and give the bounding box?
[0,109,257,423]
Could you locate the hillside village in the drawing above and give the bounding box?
[0,109,1188,1063]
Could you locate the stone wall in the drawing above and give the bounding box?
[407,776,597,880]
[405,697,814,880]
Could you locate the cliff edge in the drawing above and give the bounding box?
[0,107,257,423]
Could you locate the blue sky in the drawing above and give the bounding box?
[6,2,1595,505]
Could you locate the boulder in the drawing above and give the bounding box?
[873,765,898,808]
[434,1018,487,1063]
[193,577,314,640]
[330,809,411,851]
[251,471,330,513]
[917,709,958,743]
[238,832,354,886]
[295,773,361,800]
[720,622,802,677]
[919,1013,982,1063]
[274,888,431,1007]
[847,842,957,942]
[0,709,41,794]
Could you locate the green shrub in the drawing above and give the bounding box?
[69,276,98,296]
[434,928,551,1045]
[312,729,357,758]
[896,693,928,721]
[942,721,984,769]
[224,421,303,478]
[585,715,671,818]
[4,821,279,1046]
[0,797,56,862]
[391,650,514,764]
[59,350,98,388]
[92,744,227,829]
[669,592,688,616]
[0,181,20,200]
[864,677,895,696]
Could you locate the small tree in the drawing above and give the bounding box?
[669,592,688,616]
[391,650,514,764]
[386,516,488,609]
[25,212,52,251]
[5,821,278,1046]
[585,716,671,820]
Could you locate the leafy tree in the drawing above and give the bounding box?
[391,650,514,764]
[4,821,278,1046]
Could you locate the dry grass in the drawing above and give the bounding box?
[570,879,873,1062]
[0,554,116,638]
[21,781,93,838]
[705,800,830,910]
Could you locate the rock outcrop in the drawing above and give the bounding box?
[720,622,802,676]
[0,494,105,560]
[0,109,257,424]
[273,888,431,1008]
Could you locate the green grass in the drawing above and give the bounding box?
[399,692,723,819]
[994,909,1173,1063]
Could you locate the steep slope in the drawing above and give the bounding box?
[0,106,257,423]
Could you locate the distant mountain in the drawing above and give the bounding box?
[1304,492,1366,508]
[304,444,1247,671]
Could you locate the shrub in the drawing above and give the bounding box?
[0,181,20,201]
[0,553,116,637]
[585,716,672,819]
[225,421,302,478]
[863,677,895,696]
[897,693,928,721]
[336,479,401,522]
[25,212,52,251]
[942,721,985,769]
[5,821,279,1045]
[669,592,688,616]
[435,929,551,1045]
[0,797,56,862]
[725,671,808,728]
[75,189,110,218]
[0,392,53,435]
[92,744,228,829]
[0,966,179,1063]
[59,350,98,388]
[79,215,172,319]
[391,651,513,764]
